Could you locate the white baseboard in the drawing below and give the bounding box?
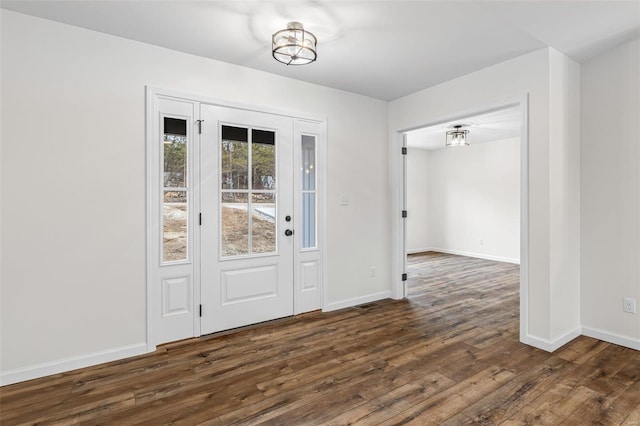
[525,327,640,353]
[582,326,640,351]
[407,247,434,255]
[324,291,393,312]
[2,327,635,388]
[524,327,582,352]
[1,342,149,386]
[421,248,520,265]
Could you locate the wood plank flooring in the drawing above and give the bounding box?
[2,252,639,425]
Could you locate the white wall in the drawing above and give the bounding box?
[389,47,581,349]
[0,10,390,381]
[581,37,640,349]
[406,138,520,263]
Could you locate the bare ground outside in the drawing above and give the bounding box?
[163,204,276,261]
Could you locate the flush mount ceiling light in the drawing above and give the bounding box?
[272,21,317,66]
[445,125,470,147]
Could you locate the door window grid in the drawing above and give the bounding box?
[162,116,189,263]
[301,135,317,249]
[220,125,277,258]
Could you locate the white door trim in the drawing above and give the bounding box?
[146,87,327,350]
[390,94,530,345]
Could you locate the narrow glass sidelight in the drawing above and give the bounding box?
[301,135,317,248]
[162,117,188,262]
[163,117,187,187]
[220,125,277,257]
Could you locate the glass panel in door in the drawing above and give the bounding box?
[221,192,249,257]
[221,126,248,190]
[220,125,277,257]
[252,193,276,254]
[251,129,276,190]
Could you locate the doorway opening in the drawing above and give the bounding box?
[393,97,529,343]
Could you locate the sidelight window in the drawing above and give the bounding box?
[301,135,317,249]
[162,117,189,263]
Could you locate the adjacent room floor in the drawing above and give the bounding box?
[1,252,638,424]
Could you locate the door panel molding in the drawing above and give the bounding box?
[162,275,192,317]
[221,265,279,304]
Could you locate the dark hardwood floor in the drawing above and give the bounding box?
[1,252,639,425]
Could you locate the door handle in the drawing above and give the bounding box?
[285,229,294,236]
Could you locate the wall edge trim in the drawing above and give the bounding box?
[426,248,520,265]
[324,291,393,312]
[1,343,149,387]
[524,327,582,352]
[582,326,640,351]
[407,247,434,255]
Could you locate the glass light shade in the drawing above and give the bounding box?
[445,127,469,147]
[272,22,317,66]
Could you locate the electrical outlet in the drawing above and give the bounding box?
[623,298,637,314]
[370,267,376,278]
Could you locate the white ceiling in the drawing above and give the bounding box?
[2,1,639,101]
[406,106,521,151]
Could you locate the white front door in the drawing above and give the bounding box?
[200,105,295,334]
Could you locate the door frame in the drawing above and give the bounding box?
[145,86,328,351]
[390,94,529,344]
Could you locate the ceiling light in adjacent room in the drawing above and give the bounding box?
[272,22,317,65]
[446,125,469,147]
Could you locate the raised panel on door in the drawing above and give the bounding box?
[162,275,191,316]
[200,105,294,334]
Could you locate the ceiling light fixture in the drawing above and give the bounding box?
[272,22,317,66]
[446,125,469,147]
